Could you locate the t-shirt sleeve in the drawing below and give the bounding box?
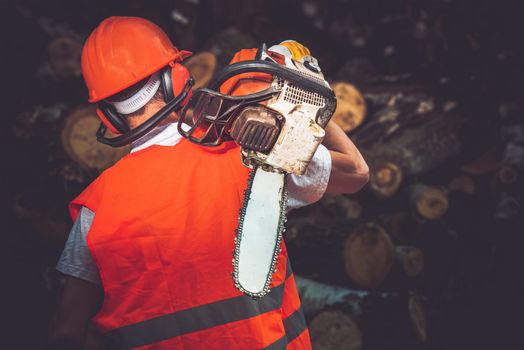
[56,206,101,285]
[286,144,332,210]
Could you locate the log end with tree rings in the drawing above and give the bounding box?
[61,106,130,171]
[344,223,395,289]
[331,82,366,133]
[498,164,519,185]
[408,184,449,220]
[408,293,427,343]
[309,310,363,350]
[184,52,217,89]
[47,36,82,78]
[369,161,403,198]
[448,175,475,194]
[395,246,424,277]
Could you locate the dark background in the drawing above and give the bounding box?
[0,0,523,349]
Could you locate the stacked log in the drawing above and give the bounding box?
[309,310,363,350]
[395,246,425,279]
[331,82,367,133]
[407,184,449,221]
[184,52,217,89]
[285,220,425,291]
[354,89,467,178]
[61,106,130,172]
[369,160,403,198]
[5,2,524,349]
[296,277,427,349]
[344,223,395,289]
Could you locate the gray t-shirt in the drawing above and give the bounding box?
[56,123,332,285]
[56,207,100,284]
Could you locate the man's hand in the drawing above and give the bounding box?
[322,120,369,194]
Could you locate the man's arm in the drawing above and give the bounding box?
[322,120,369,194]
[50,206,103,349]
[49,276,102,349]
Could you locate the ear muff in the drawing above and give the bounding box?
[96,101,130,134]
[96,62,190,137]
[160,62,191,106]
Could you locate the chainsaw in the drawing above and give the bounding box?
[178,43,336,297]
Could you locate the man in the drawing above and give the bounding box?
[50,16,369,350]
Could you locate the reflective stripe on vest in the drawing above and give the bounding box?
[262,307,308,350]
[107,260,308,349]
[262,260,308,350]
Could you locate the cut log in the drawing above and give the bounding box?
[379,245,425,291]
[61,106,130,171]
[355,89,467,177]
[369,160,403,198]
[494,192,521,222]
[501,124,524,171]
[297,277,427,349]
[491,123,523,191]
[490,164,521,194]
[331,82,367,133]
[408,292,427,343]
[497,164,519,185]
[286,221,419,290]
[395,246,424,278]
[408,184,449,220]
[309,310,363,350]
[285,220,395,288]
[295,276,369,317]
[284,217,357,285]
[448,175,475,194]
[344,223,395,289]
[184,52,217,89]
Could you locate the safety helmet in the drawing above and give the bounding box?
[81,16,194,147]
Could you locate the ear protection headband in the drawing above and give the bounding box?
[96,61,192,146]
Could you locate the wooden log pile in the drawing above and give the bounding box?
[296,277,426,350]
[2,1,523,349]
[284,25,522,347]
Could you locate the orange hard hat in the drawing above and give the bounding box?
[81,16,191,102]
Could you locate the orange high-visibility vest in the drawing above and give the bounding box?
[69,138,311,350]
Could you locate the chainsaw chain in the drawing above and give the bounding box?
[232,165,288,299]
